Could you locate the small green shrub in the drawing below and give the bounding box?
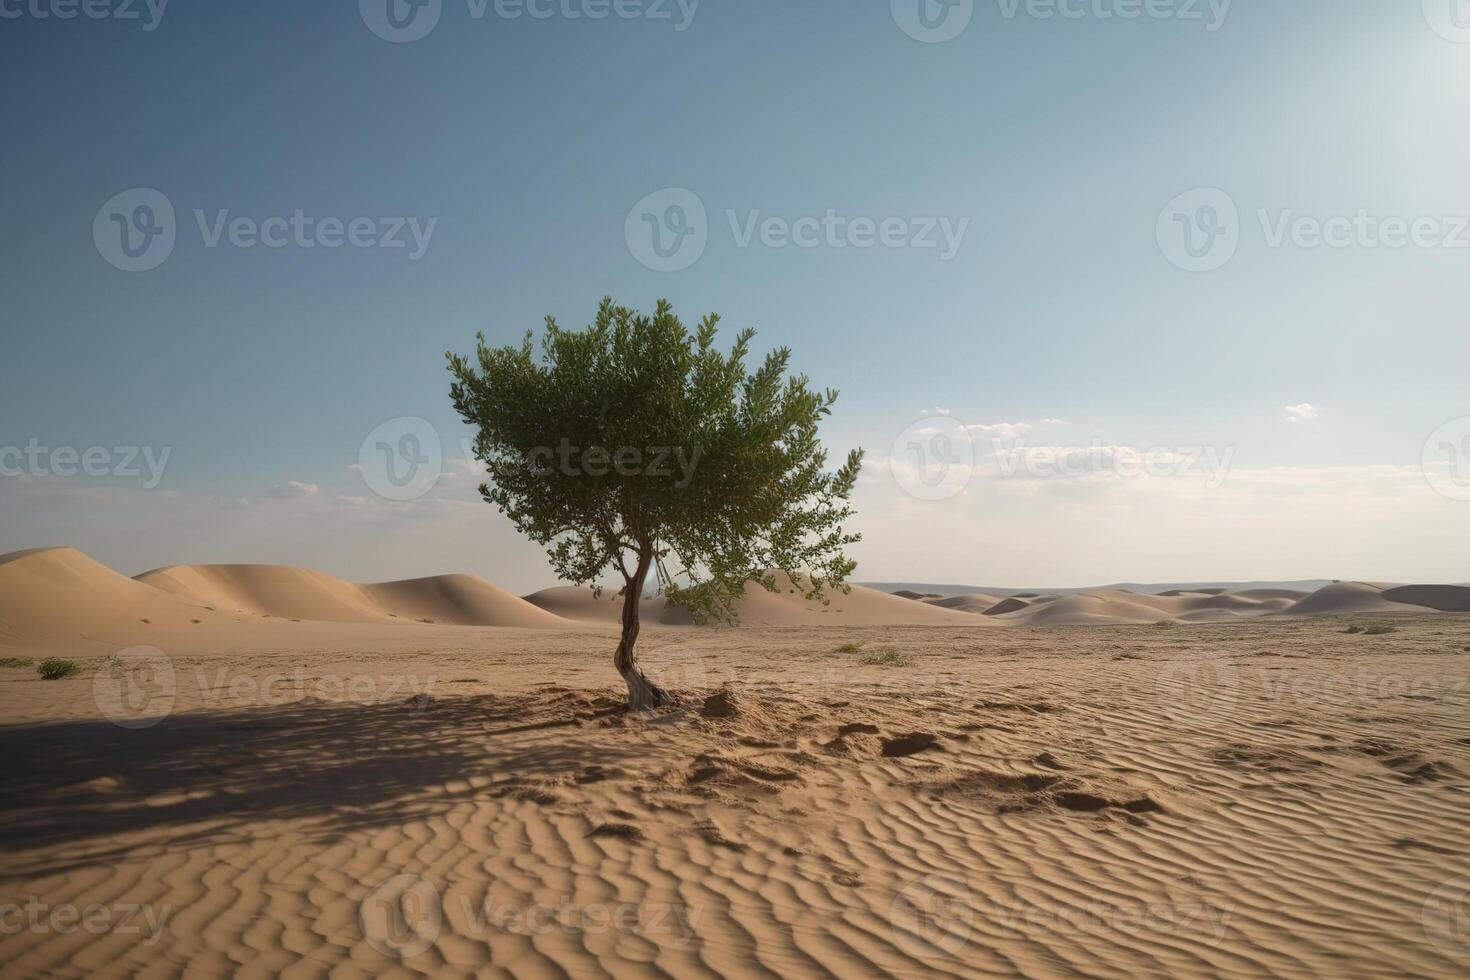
[1343,625,1365,634]
[38,658,80,680]
[1363,624,1398,636]
[859,646,912,667]
[834,642,862,654]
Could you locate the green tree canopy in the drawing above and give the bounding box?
[447,297,863,708]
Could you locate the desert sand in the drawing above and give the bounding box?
[2,547,1469,977]
[0,547,1461,657]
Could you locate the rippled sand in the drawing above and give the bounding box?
[2,617,1468,977]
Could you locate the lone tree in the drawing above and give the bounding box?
[447,297,863,709]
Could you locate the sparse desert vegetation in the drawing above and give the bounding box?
[859,646,912,667]
[36,658,79,680]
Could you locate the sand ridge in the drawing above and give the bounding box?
[137,562,569,629]
[2,548,1467,660]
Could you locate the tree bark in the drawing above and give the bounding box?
[614,546,670,710]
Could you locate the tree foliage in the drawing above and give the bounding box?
[447,297,863,704]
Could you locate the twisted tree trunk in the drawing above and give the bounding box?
[614,546,670,710]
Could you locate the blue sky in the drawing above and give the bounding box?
[3,0,1468,589]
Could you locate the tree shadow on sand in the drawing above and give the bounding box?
[0,691,637,877]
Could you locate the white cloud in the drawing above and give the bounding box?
[1285,403,1319,423]
[262,481,320,500]
[964,421,1032,440]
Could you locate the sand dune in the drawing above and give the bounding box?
[1233,587,1310,601]
[527,574,986,628]
[138,563,390,622]
[0,547,229,652]
[522,586,695,626]
[919,593,1007,614]
[996,593,1169,626]
[890,589,942,601]
[2,548,1462,660]
[0,547,588,657]
[362,575,575,627]
[137,562,566,628]
[0,550,988,656]
[731,573,986,626]
[1282,581,1435,617]
[1382,584,1470,612]
[916,583,1422,626]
